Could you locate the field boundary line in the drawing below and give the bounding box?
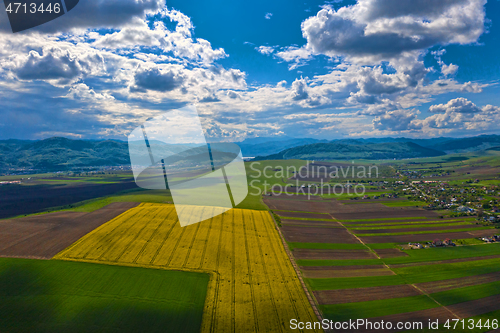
[260,210,304,329]
[252,211,283,332]
[242,210,260,332]
[269,211,328,333]
[410,284,462,320]
[132,207,176,263]
[332,214,464,321]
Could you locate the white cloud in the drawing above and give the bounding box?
[373,109,421,131]
[265,13,273,20]
[299,0,486,64]
[256,46,275,55]
[429,98,482,114]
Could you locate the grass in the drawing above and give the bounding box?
[306,275,406,290]
[394,258,500,284]
[384,243,500,265]
[344,218,476,227]
[24,188,174,216]
[366,243,400,249]
[321,190,391,200]
[431,280,500,306]
[320,295,439,321]
[55,203,321,332]
[0,257,209,333]
[382,201,427,207]
[348,222,474,230]
[454,238,486,245]
[338,217,428,223]
[354,226,492,237]
[288,242,367,251]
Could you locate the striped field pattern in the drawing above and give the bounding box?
[55,203,321,333]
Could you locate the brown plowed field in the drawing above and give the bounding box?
[302,268,395,278]
[332,210,438,221]
[313,285,421,305]
[302,265,386,271]
[263,193,323,200]
[353,224,479,234]
[276,211,334,219]
[359,230,492,243]
[263,198,339,212]
[374,249,409,258]
[293,249,376,260]
[0,202,138,259]
[449,294,500,318]
[416,271,500,293]
[281,219,342,227]
[281,226,360,243]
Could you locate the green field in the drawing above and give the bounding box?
[348,222,474,230]
[353,226,491,237]
[321,295,439,321]
[0,258,209,333]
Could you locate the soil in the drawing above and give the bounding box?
[275,211,334,219]
[263,197,339,212]
[0,202,138,259]
[374,249,409,258]
[313,285,421,305]
[293,249,376,260]
[281,226,361,243]
[302,268,394,279]
[416,271,500,294]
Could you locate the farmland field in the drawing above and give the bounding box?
[55,203,321,333]
[263,161,500,332]
[0,257,209,332]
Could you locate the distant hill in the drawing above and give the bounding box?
[1,134,499,171]
[237,137,327,157]
[254,142,446,161]
[0,137,130,171]
[428,135,500,153]
[238,134,500,156]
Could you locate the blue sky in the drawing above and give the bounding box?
[0,0,499,141]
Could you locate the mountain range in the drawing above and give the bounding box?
[1,134,500,171]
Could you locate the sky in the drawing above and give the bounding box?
[0,0,500,141]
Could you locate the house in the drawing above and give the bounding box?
[443,238,455,246]
[433,239,443,246]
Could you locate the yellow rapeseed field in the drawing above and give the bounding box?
[55,203,322,332]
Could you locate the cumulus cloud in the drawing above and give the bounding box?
[256,46,275,55]
[0,0,165,33]
[132,67,185,92]
[265,13,273,20]
[373,109,421,131]
[429,98,482,114]
[371,98,500,134]
[298,0,486,64]
[7,47,104,85]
